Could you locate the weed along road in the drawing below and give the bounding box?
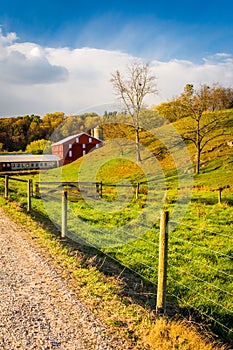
[0,208,123,350]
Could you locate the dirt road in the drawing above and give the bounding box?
[0,208,124,350]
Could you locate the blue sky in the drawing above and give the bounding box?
[0,0,233,116]
[1,0,232,60]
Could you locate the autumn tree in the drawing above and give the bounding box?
[178,84,231,174]
[208,85,233,111]
[41,112,65,140]
[26,139,52,154]
[0,113,64,151]
[111,61,157,162]
[27,115,43,142]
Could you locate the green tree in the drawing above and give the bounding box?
[154,99,185,122]
[26,139,52,154]
[27,117,43,142]
[155,83,233,174]
[179,84,231,174]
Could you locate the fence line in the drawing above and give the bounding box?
[109,245,160,274]
[168,276,233,314]
[85,215,233,335]
[168,233,233,259]
[170,219,233,240]
[168,248,233,278]
[0,175,32,212]
[167,263,233,296]
[0,177,232,342]
[62,219,161,294]
[167,290,233,334]
[57,189,232,331]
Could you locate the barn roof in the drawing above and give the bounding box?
[52,133,84,146]
[0,154,60,163]
[52,132,102,146]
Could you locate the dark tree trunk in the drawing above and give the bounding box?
[196,148,201,174]
[135,127,141,163]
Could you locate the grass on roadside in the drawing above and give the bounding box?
[0,180,228,350]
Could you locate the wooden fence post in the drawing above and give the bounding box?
[96,182,102,198]
[35,183,40,198]
[156,210,169,315]
[99,181,103,198]
[218,187,223,204]
[135,182,140,199]
[61,190,68,238]
[4,175,9,199]
[96,182,99,197]
[27,179,32,212]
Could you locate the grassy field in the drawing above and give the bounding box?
[0,177,230,350]
[1,171,232,346]
[0,109,232,348]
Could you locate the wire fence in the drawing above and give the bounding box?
[0,176,232,344]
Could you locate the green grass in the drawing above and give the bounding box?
[1,170,232,345]
[105,198,233,338]
[0,109,233,347]
[0,177,230,350]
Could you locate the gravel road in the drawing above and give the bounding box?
[0,208,126,350]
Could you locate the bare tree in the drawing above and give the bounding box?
[110,61,157,162]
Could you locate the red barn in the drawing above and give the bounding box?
[52,132,103,166]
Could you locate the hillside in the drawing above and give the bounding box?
[45,108,233,189]
[1,109,232,349]
[38,108,233,347]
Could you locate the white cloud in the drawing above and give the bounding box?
[0,29,233,117]
[151,55,233,102]
[0,31,68,85]
[0,28,17,45]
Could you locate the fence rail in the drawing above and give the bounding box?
[0,175,32,212]
[35,180,147,200]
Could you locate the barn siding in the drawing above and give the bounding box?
[52,133,103,166]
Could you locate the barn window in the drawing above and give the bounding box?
[76,137,79,143]
[82,144,86,149]
[69,150,72,157]
[83,150,86,156]
[89,137,92,143]
[69,144,72,149]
